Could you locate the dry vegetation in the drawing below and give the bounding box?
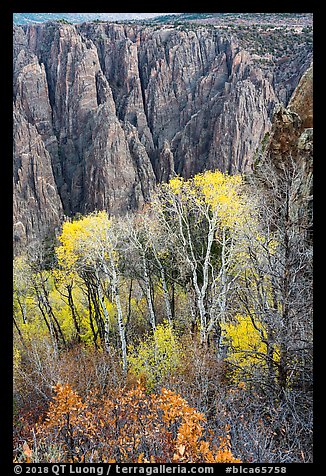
[14,163,313,463]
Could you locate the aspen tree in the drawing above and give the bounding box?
[56,212,128,373]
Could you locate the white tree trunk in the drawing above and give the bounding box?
[151,244,173,326]
[160,264,173,326]
[143,254,156,332]
[97,280,111,353]
[109,253,128,373]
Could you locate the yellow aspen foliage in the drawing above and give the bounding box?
[56,211,113,271]
[13,347,21,375]
[222,314,280,370]
[167,170,247,230]
[127,322,182,390]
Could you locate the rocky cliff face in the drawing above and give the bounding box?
[13,21,311,251]
[273,49,312,106]
[265,63,313,170]
[257,63,313,239]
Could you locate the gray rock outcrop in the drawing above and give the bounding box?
[13,22,312,251]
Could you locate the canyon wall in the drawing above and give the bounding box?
[13,22,312,250]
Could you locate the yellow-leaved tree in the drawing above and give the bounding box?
[153,170,249,347]
[222,313,280,377]
[128,321,183,390]
[56,212,127,372]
